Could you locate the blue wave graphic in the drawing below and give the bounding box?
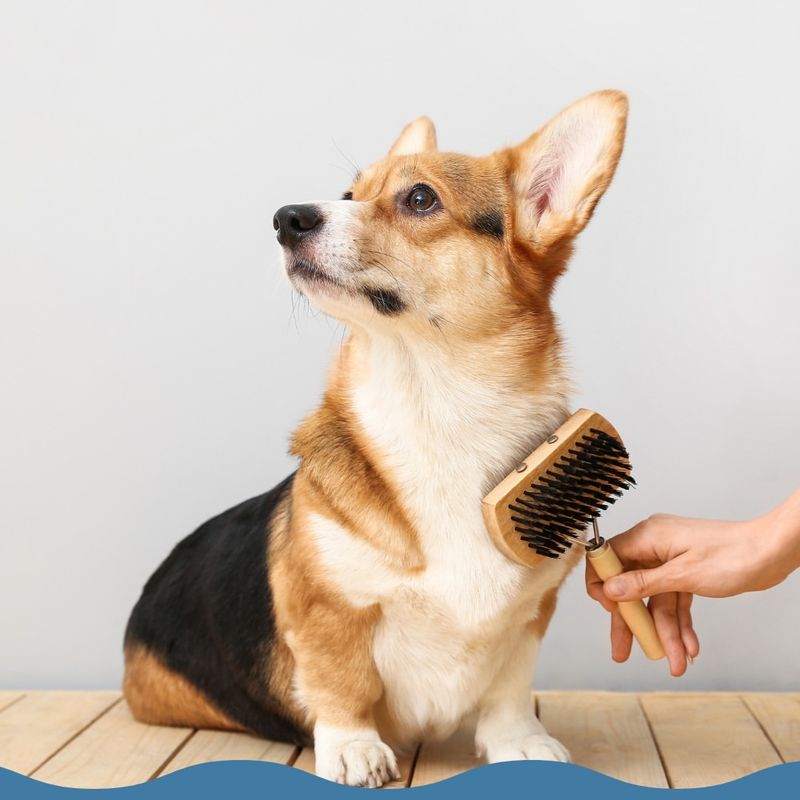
[1,761,798,798]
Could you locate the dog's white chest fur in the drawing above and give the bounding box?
[309,337,573,741]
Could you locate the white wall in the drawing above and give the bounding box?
[1,0,798,691]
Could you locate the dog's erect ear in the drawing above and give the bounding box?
[509,90,628,250]
[387,116,437,157]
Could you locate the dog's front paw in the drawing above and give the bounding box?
[314,733,400,788]
[486,733,571,764]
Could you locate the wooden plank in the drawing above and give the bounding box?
[538,692,668,787]
[640,694,781,788]
[1,691,792,790]
[291,747,315,774]
[743,693,800,763]
[0,693,24,713]
[293,743,417,788]
[411,718,481,787]
[0,691,120,775]
[161,730,298,774]
[32,700,191,788]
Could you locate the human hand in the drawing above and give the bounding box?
[585,490,800,676]
[586,547,698,676]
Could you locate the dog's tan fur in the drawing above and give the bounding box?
[273,91,626,782]
[124,646,245,731]
[125,91,628,786]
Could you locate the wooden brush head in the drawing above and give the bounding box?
[481,408,634,568]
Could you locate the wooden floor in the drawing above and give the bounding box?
[0,692,797,789]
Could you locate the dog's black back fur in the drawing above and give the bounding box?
[124,473,310,745]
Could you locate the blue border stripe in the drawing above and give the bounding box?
[1,761,798,799]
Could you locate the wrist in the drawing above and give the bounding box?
[763,489,800,581]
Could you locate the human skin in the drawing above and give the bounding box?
[585,489,800,676]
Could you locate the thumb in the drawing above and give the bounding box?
[603,564,679,601]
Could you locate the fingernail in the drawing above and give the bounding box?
[687,655,696,665]
[605,577,625,598]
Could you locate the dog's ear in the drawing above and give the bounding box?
[388,116,437,157]
[509,90,628,250]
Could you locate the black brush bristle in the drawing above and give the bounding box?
[510,428,635,559]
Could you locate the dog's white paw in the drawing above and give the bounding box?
[486,733,571,764]
[315,738,400,788]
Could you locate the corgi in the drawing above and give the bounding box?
[123,90,628,787]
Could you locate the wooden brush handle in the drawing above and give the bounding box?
[587,542,665,660]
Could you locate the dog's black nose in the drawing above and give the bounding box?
[273,204,323,247]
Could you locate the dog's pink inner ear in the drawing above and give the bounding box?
[529,157,562,219]
[513,90,628,243]
[523,118,616,221]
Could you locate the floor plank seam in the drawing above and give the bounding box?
[740,696,786,765]
[405,744,421,788]
[0,694,26,714]
[285,746,302,768]
[27,696,124,778]
[636,695,673,789]
[148,729,198,781]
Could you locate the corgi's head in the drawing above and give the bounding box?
[274,90,627,341]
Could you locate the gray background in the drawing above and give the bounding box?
[1,0,798,691]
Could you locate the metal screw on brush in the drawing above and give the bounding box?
[584,517,605,551]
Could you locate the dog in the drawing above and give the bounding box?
[123,90,628,787]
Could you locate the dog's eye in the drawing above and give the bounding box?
[341,190,353,200]
[406,185,438,214]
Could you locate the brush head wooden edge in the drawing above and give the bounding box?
[481,408,626,568]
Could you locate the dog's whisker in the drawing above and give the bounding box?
[288,289,300,331]
[331,138,361,184]
[328,162,360,181]
[364,249,414,271]
[362,258,403,296]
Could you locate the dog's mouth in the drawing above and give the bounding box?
[287,255,407,317]
[287,256,343,292]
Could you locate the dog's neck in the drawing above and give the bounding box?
[343,325,570,504]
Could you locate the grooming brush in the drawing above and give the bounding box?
[482,408,665,660]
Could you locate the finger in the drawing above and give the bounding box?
[648,594,687,677]
[677,592,700,660]
[605,518,662,565]
[603,560,686,602]
[610,608,633,663]
[586,559,616,613]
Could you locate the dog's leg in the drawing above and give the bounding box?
[312,720,399,788]
[289,603,400,787]
[474,625,570,764]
